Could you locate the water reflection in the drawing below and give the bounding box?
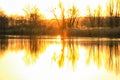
[24,37,43,65]
[0,36,8,58]
[106,41,120,75]
[84,40,120,75]
[53,39,80,69]
[0,36,120,80]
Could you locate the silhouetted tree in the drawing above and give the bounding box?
[23,5,44,27]
[51,1,80,36]
[59,1,66,30]
[106,0,115,28]
[0,8,8,32]
[51,1,67,30]
[86,6,95,27]
[95,5,102,27]
[8,15,26,27]
[114,0,120,27]
[51,1,68,36]
[67,5,80,28]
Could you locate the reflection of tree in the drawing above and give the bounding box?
[86,41,102,68]
[1,36,119,75]
[67,39,79,69]
[105,41,120,75]
[29,37,39,53]
[58,39,65,68]
[53,38,79,69]
[0,36,8,58]
[85,40,120,74]
[23,37,46,65]
[58,49,65,67]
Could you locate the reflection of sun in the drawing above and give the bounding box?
[78,47,87,54]
[44,44,62,58]
[56,35,61,42]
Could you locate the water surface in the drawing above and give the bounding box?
[0,36,120,80]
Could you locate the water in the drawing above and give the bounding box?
[0,35,120,80]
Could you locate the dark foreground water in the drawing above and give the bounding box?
[0,35,120,80]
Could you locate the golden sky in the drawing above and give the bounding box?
[0,0,107,19]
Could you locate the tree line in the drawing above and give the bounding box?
[0,0,120,34]
[81,0,120,28]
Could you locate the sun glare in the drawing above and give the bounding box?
[0,0,108,18]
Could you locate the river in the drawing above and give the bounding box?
[0,35,120,80]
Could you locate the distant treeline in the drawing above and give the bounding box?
[80,16,120,28]
[0,15,120,31]
[0,13,120,36]
[0,0,120,36]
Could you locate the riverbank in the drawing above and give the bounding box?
[0,26,120,38]
[67,27,120,38]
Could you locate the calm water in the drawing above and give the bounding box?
[0,35,120,80]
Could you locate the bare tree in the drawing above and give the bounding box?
[58,1,66,29]
[23,5,44,27]
[0,8,8,32]
[86,6,95,27]
[115,0,120,17]
[107,0,114,16]
[51,8,61,28]
[51,1,80,37]
[51,1,80,29]
[95,5,102,27]
[114,0,120,27]
[67,5,80,28]
[106,0,115,28]
[51,1,66,29]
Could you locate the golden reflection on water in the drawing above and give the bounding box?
[0,36,120,80]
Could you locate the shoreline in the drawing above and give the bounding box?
[0,27,120,38]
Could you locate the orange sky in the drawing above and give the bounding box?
[0,0,108,19]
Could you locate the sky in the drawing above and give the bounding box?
[0,0,108,19]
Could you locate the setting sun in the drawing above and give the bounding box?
[0,0,108,19]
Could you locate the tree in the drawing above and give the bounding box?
[86,6,96,27]
[23,5,44,27]
[51,1,80,29]
[67,5,80,28]
[0,8,8,32]
[95,5,102,27]
[51,1,66,30]
[114,0,120,27]
[59,1,66,29]
[115,0,120,17]
[8,15,27,27]
[106,0,120,27]
[51,1,80,36]
[51,0,68,37]
[106,0,115,28]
